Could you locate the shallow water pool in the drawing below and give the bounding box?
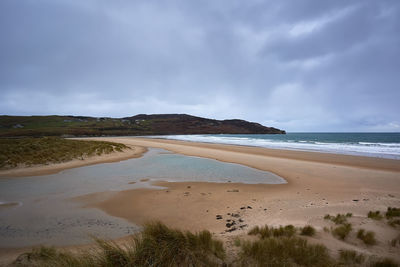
[0,148,285,247]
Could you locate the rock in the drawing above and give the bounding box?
[226,221,236,228]
[187,186,191,189]
[240,207,246,210]
[216,215,223,220]
[353,199,359,202]
[231,213,240,218]
[227,189,239,192]
[225,227,237,232]
[239,219,244,223]
[247,206,252,209]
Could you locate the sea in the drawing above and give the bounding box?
[157,133,400,160]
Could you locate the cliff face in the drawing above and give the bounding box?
[0,114,285,137]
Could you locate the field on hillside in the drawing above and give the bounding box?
[0,115,152,137]
[0,114,285,137]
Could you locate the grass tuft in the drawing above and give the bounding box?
[368,211,383,220]
[324,213,351,225]
[131,221,225,266]
[338,249,365,265]
[357,229,377,246]
[15,246,94,266]
[386,207,400,219]
[238,236,334,266]
[300,225,316,237]
[248,225,296,239]
[332,223,352,240]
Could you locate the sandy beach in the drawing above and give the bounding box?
[1,137,400,264]
[78,137,400,261]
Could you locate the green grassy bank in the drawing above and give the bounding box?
[0,137,129,169]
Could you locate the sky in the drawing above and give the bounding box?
[0,0,399,132]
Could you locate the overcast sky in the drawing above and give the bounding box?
[0,0,399,132]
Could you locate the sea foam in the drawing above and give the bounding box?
[155,134,400,159]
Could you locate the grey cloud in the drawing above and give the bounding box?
[0,0,399,132]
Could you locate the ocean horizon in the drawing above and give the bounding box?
[151,132,400,160]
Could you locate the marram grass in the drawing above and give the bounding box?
[14,222,400,267]
[15,221,225,267]
[237,236,334,267]
[0,137,129,169]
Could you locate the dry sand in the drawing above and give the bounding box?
[1,137,400,264]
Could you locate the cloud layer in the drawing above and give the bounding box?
[1,0,399,131]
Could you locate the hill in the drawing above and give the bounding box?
[0,114,285,137]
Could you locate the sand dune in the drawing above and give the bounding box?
[0,145,147,178]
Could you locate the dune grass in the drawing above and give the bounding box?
[386,207,400,219]
[386,207,400,228]
[338,249,365,265]
[357,229,377,246]
[242,224,334,266]
[332,223,352,240]
[300,225,316,237]
[324,213,352,225]
[15,222,225,267]
[238,236,333,267]
[368,211,383,220]
[324,213,354,241]
[248,225,296,239]
[15,221,400,267]
[0,137,129,169]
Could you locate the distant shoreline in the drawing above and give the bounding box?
[89,136,400,172]
[144,133,400,160]
[1,136,399,177]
